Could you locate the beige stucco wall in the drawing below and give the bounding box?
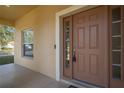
[15,5,70,79]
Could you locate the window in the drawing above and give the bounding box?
[111,6,121,79]
[22,29,34,57]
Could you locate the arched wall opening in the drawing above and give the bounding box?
[0,24,15,65]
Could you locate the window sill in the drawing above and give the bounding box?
[22,56,33,60]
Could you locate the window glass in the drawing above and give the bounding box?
[22,29,33,57]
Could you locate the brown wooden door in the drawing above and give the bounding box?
[72,6,109,87]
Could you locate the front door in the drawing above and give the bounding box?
[72,6,109,87]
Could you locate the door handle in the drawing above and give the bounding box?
[72,48,76,62]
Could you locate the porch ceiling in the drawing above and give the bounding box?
[0,5,38,22]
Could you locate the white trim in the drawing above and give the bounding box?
[55,5,88,81]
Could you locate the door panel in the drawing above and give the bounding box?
[73,6,108,87]
[89,25,98,49]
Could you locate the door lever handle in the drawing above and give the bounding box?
[72,48,76,62]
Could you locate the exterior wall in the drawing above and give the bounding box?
[15,5,70,79]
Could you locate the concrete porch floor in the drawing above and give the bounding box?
[0,64,69,88]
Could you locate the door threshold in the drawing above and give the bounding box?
[60,79,101,88]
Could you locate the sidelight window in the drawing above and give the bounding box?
[111,6,121,79]
[64,21,70,67]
